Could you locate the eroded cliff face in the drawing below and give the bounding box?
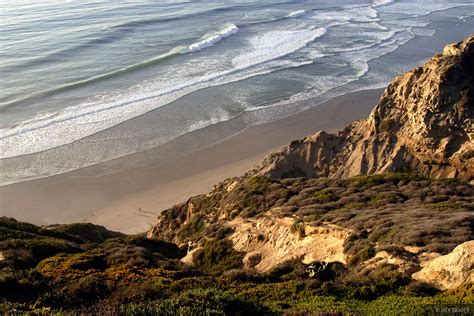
[226,213,350,272]
[147,36,474,290]
[251,36,474,181]
[412,241,474,290]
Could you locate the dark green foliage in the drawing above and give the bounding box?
[68,252,108,271]
[337,264,409,300]
[404,281,440,296]
[290,218,305,239]
[246,176,272,194]
[154,289,270,315]
[59,274,109,304]
[213,226,235,240]
[0,269,47,301]
[1,173,473,314]
[268,259,308,279]
[50,223,124,243]
[1,237,81,269]
[178,214,206,241]
[313,188,337,203]
[193,239,244,274]
[124,236,184,259]
[344,232,376,265]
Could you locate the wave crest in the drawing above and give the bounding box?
[184,23,239,53]
[286,10,306,18]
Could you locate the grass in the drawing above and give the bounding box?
[1,173,473,314]
[289,218,305,239]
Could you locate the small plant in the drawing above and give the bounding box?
[177,214,206,241]
[193,239,243,274]
[246,176,272,194]
[313,189,337,203]
[290,218,306,239]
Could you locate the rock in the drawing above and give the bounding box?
[412,241,474,290]
[251,35,474,181]
[229,214,349,272]
[180,246,203,266]
[243,251,262,269]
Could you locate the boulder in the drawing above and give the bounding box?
[412,241,474,290]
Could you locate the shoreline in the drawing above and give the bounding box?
[0,88,383,233]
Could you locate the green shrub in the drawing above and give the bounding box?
[346,174,386,190]
[59,274,109,304]
[313,189,337,203]
[51,223,124,243]
[246,176,272,194]
[67,252,107,271]
[0,269,46,300]
[267,259,307,279]
[193,239,243,275]
[155,288,270,315]
[1,238,81,268]
[425,201,463,211]
[178,214,206,241]
[404,281,439,296]
[290,219,305,239]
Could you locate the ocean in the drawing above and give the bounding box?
[0,0,473,185]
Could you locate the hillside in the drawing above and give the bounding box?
[1,36,473,314]
[148,35,474,275]
[1,180,473,314]
[148,174,473,284]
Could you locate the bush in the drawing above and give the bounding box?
[178,214,206,241]
[313,189,337,203]
[193,239,243,275]
[246,176,272,194]
[155,289,270,315]
[268,259,307,279]
[290,219,305,239]
[51,223,124,243]
[59,274,109,304]
[0,269,46,300]
[404,281,439,296]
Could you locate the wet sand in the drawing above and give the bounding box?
[0,89,383,233]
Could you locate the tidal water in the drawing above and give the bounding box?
[0,0,473,185]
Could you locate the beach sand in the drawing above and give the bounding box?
[0,89,383,233]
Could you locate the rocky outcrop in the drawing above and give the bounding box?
[251,36,474,181]
[412,241,474,290]
[147,36,474,281]
[227,213,350,272]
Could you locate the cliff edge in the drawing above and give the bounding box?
[251,36,474,181]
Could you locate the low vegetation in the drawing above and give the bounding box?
[154,173,473,256]
[1,173,473,314]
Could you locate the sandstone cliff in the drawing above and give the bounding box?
[251,35,474,181]
[147,36,474,290]
[413,240,474,290]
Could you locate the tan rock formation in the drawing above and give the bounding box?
[147,36,474,279]
[251,36,474,181]
[180,246,203,266]
[412,240,474,290]
[227,213,350,272]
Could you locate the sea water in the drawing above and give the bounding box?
[0,0,473,184]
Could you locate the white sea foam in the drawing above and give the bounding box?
[286,10,306,18]
[185,23,239,53]
[0,1,466,163]
[0,26,327,159]
[381,1,469,17]
[233,27,326,68]
[410,28,436,37]
[372,0,394,7]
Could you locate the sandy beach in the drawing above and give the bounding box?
[0,89,383,233]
